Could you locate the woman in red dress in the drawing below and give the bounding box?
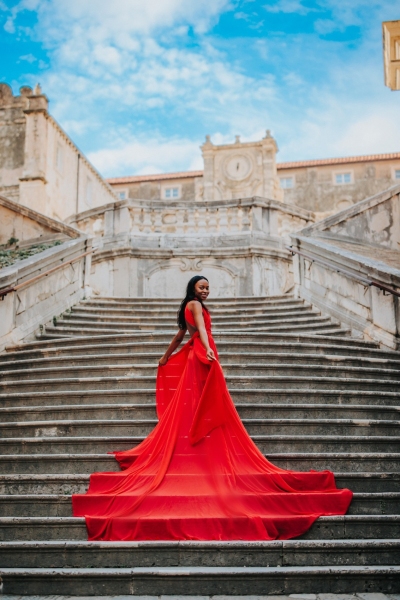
[72,275,352,541]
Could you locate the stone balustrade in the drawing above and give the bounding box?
[71,196,313,245]
[0,237,92,352]
[291,185,400,350]
[66,197,314,298]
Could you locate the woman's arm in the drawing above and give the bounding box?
[158,328,187,365]
[190,301,216,361]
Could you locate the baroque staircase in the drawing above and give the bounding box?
[0,294,399,595]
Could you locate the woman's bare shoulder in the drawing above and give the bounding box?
[186,299,202,312]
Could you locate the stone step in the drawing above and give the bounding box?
[2,351,400,372]
[2,564,400,596]
[63,308,321,324]
[3,340,392,365]
[2,417,398,438]
[0,539,399,570]
[1,373,397,393]
[1,388,398,408]
[1,435,398,455]
[2,361,399,383]
[1,452,399,474]
[1,402,398,423]
[82,294,295,306]
[13,331,379,352]
[48,316,344,334]
[1,515,399,541]
[1,472,397,495]
[1,492,399,518]
[71,301,312,316]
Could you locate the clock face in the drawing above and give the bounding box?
[224,154,252,181]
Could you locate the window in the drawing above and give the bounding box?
[394,169,400,180]
[164,187,180,199]
[335,172,352,185]
[56,143,63,173]
[117,190,127,199]
[279,177,294,189]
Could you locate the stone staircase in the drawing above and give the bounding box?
[0,294,399,595]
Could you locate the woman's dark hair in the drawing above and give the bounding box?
[177,275,209,330]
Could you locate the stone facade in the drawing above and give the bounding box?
[0,83,117,222]
[383,19,400,90]
[108,150,400,218]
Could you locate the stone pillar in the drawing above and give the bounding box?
[19,87,49,213]
[201,136,215,201]
[260,130,282,201]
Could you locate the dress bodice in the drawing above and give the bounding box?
[184,302,212,333]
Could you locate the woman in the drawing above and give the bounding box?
[72,275,352,541]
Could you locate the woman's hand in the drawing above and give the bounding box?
[158,355,169,366]
[206,347,216,361]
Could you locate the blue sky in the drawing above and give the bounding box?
[1,0,399,177]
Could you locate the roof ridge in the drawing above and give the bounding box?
[106,152,400,184]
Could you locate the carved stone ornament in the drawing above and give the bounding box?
[179,258,203,272]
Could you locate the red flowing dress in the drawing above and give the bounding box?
[72,303,352,541]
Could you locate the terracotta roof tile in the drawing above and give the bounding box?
[277,152,400,169]
[106,152,400,185]
[107,170,203,185]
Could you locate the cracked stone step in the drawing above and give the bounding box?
[2,362,399,382]
[0,539,399,569]
[1,389,399,409]
[4,341,388,365]
[0,472,397,495]
[70,302,312,317]
[49,315,344,330]
[1,374,398,393]
[1,435,398,455]
[1,565,399,596]
[0,515,399,541]
[1,453,399,474]
[2,417,398,438]
[0,492,399,517]
[1,402,398,422]
[2,564,400,596]
[61,309,322,325]
[13,331,379,352]
[2,351,400,371]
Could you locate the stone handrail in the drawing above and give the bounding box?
[290,235,400,350]
[0,236,92,352]
[287,245,400,298]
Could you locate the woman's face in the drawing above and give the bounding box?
[194,279,209,301]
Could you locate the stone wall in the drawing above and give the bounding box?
[0,83,117,221]
[279,157,400,214]
[291,185,400,349]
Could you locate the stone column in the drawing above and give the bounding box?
[201,136,215,201]
[19,87,49,214]
[260,130,282,201]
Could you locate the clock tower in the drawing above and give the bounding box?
[200,131,283,202]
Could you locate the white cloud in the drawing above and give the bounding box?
[88,137,203,177]
[4,0,400,178]
[264,0,311,15]
[19,53,37,63]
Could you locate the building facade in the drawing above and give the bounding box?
[0,83,117,222]
[108,148,400,218]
